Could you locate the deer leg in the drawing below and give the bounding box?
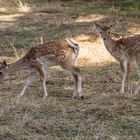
[31,61,48,98]
[133,58,140,95]
[127,63,131,92]
[71,67,83,99]
[71,74,77,99]
[72,72,83,99]
[41,66,48,98]
[61,64,83,99]
[120,60,128,93]
[18,70,37,98]
[76,71,83,99]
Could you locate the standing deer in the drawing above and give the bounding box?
[95,23,140,94]
[0,39,83,99]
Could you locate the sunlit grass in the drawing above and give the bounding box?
[15,0,31,13]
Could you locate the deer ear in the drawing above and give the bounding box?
[95,23,101,29]
[109,24,114,28]
[3,60,8,68]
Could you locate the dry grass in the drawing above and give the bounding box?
[0,0,140,140]
[15,0,31,13]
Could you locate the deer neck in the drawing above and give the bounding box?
[7,58,28,74]
[102,34,116,56]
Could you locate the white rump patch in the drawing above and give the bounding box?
[66,39,79,63]
[66,39,78,49]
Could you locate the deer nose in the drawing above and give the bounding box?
[103,37,106,40]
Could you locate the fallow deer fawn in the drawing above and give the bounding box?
[0,39,83,99]
[95,23,140,94]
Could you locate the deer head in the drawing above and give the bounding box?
[95,18,123,40]
[95,23,114,41]
[0,60,8,81]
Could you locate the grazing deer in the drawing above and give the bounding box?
[95,23,140,94]
[0,39,83,99]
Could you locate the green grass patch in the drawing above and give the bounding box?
[111,119,140,136]
[68,1,140,15]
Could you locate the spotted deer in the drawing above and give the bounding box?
[95,23,140,94]
[0,39,83,99]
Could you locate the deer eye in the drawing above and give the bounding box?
[108,31,110,34]
[100,31,102,34]
[0,72,2,75]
